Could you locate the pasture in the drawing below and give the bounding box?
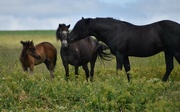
[0,30,179,111]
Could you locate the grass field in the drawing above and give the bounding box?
[0,30,179,111]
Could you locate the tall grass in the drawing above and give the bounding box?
[0,31,179,111]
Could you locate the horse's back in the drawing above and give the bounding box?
[36,42,57,52]
[64,37,98,66]
[105,20,180,57]
[77,37,94,54]
[74,37,95,51]
[36,42,57,62]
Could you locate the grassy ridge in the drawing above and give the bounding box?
[0,31,179,111]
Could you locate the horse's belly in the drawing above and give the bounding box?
[68,60,90,66]
[63,55,90,66]
[34,58,45,65]
[128,47,162,57]
[127,40,164,57]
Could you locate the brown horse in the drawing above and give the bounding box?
[19,41,57,79]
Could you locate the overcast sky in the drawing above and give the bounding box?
[0,0,179,30]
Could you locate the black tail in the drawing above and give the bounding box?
[96,42,113,61]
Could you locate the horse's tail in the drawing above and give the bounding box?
[96,42,113,61]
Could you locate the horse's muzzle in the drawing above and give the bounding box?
[62,40,68,47]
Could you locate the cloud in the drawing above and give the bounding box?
[0,0,179,30]
[0,15,76,30]
[120,0,180,24]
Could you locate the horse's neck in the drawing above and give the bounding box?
[61,45,71,54]
[89,23,112,44]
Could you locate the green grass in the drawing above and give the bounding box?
[0,30,179,111]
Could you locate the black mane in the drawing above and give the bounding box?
[90,17,137,27]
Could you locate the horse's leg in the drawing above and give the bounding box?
[44,60,55,79]
[49,71,54,80]
[75,66,79,78]
[90,61,96,82]
[22,65,28,72]
[115,51,124,74]
[29,65,34,75]
[49,68,55,79]
[174,52,180,64]
[163,52,174,81]
[49,55,57,80]
[124,56,131,81]
[82,64,89,82]
[62,61,69,81]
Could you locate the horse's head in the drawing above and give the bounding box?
[68,17,91,43]
[56,24,70,48]
[20,40,41,60]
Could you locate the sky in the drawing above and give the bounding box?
[0,0,180,30]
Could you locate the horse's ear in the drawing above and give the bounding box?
[59,24,62,28]
[81,17,90,25]
[31,40,35,46]
[20,41,24,45]
[67,24,70,28]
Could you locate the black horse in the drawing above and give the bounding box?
[68,17,180,82]
[56,23,110,81]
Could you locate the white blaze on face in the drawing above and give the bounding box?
[61,31,68,47]
[62,31,68,36]
[62,40,68,45]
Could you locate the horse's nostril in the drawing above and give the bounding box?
[62,44,68,48]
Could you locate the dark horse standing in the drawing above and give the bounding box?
[56,23,110,81]
[20,41,57,79]
[68,17,180,82]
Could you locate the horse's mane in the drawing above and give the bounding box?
[94,17,120,22]
[56,25,60,40]
[56,24,61,40]
[22,41,34,46]
[93,17,134,26]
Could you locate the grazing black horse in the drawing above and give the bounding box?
[56,23,110,81]
[68,17,180,82]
